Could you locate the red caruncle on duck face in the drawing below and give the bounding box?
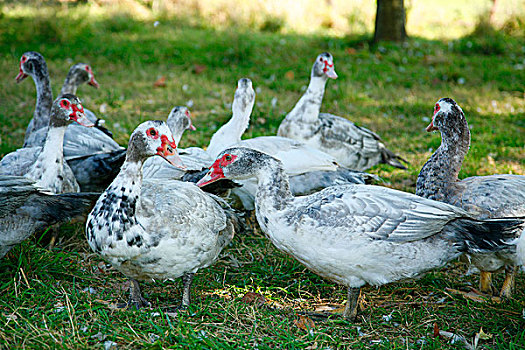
[15,55,29,82]
[196,154,237,187]
[84,65,100,88]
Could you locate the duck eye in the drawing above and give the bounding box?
[434,103,440,112]
[60,99,71,109]
[225,155,232,161]
[146,127,159,139]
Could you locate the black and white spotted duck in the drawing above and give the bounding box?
[197,147,525,321]
[416,97,525,298]
[86,120,237,309]
[277,52,406,171]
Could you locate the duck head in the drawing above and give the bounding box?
[69,63,100,88]
[167,106,196,144]
[426,98,466,133]
[15,51,47,83]
[312,52,338,80]
[51,94,95,128]
[197,147,270,186]
[233,78,256,117]
[126,120,185,168]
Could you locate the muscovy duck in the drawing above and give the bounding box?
[86,121,237,309]
[277,52,406,171]
[416,97,525,298]
[197,147,525,320]
[0,175,98,258]
[0,94,94,194]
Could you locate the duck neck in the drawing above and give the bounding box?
[286,75,327,124]
[31,69,53,133]
[255,159,293,212]
[30,125,67,192]
[416,122,471,199]
[60,72,80,95]
[104,158,144,217]
[207,110,249,158]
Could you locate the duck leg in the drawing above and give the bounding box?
[342,287,361,321]
[499,265,515,299]
[128,279,151,309]
[479,271,494,295]
[180,273,195,309]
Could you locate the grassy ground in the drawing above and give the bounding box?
[1,1,524,349]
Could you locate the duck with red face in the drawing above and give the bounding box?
[417,97,525,299]
[198,146,524,321]
[0,94,94,193]
[86,120,237,311]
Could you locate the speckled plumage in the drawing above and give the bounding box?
[0,175,98,258]
[86,121,236,307]
[416,98,525,294]
[198,147,525,319]
[0,94,92,194]
[277,52,406,171]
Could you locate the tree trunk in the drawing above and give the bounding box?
[373,0,407,43]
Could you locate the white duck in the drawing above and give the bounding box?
[15,53,126,192]
[197,147,525,320]
[277,52,406,171]
[0,94,94,194]
[206,78,377,208]
[0,175,98,258]
[416,97,525,298]
[86,121,237,309]
[142,106,200,180]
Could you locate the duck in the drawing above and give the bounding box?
[197,147,525,320]
[86,120,237,309]
[0,175,98,258]
[277,52,406,171]
[142,106,201,181]
[15,53,126,192]
[205,78,378,208]
[15,52,53,145]
[0,94,94,194]
[23,61,117,148]
[416,97,525,298]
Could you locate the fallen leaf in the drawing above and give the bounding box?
[445,287,501,303]
[476,327,492,340]
[193,64,207,74]
[285,70,294,80]
[346,48,357,55]
[241,292,266,306]
[153,76,166,88]
[294,315,315,331]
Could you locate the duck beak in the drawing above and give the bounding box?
[157,135,186,169]
[196,169,223,187]
[325,67,338,79]
[15,71,28,83]
[88,76,100,88]
[71,104,95,127]
[426,117,438,132]
[164,153,186,169]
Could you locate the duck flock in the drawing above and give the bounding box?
[1,51,524,321]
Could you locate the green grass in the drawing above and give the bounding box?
[1,1,525,349]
